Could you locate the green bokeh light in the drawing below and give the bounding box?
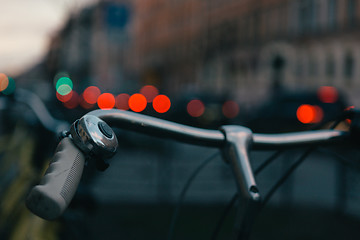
[57,84,72,96]
[3,77,15,95]
[56,77,73,95]
[53,72,70,86]
[56,77,73,90]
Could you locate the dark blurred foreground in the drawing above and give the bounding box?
[58,134,360,240]
[81,203,360,240]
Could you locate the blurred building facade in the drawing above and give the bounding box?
[43,0,134,94]
[132,0,360,105]
[20,0,360,106]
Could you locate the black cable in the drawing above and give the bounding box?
[206,115,350,239]
[254,150,284,175]
[210,193,238,240]
[167,151,220,240]
[211,149,285,240]
[317,148,360,170]
[262,147,315,206]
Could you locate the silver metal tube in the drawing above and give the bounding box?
[252,130,349,149]
[87,109,350,149]
[15,88,69,133]
[87,109,225,147]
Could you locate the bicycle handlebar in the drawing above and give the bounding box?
[88,109,349,149]
[26,109,352,220]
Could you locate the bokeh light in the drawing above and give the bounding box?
[63,91,79,109]
[153,95,171,113]
[344,106,355,124]
[56,91,73,102]
[317,86,338,103]
[0,73,9,92]
[296,104,323,124]
[313,105,324,123]
[57,84,72,96]
[222,100,239,119]
[115,93,130,110]
[56,77,73,96]
[129,93,147,112]
[97,93,115,109]
[83,86,101,104]
[2,76,15,95]
[140,85,159,103]
[187,99,205,117]
[80,94,94,109]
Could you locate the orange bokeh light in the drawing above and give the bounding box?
[297,104,323,124]
[153,95,171,113]
[97,93,115,109]
[187,99,205,117]
[115,93,130,110]
[63,91,79,109]
[140,85,159,103]
[83,86,101,104]
[129,93,147,112]
[222,100,239,119]
[56,91,73,103]
[0,73,9,92]
[317,86,338,103]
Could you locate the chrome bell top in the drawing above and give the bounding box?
[70,115,118,159]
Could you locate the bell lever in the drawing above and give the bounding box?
[70,115,118,171]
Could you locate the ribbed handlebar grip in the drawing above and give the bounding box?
[26,137,85,220]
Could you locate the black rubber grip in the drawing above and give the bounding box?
[26,137,85,220]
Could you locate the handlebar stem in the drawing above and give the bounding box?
[220,126,261,239]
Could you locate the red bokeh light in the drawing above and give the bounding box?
[56,91,73,103]
[187,99,205,117]
[97,93,115,109]
[312,105,324,123]
[83,86,101,104]
[79,94,94,109]
[222,100,239,119]
[129,93,147,112]
[296,104,323,124]
[63,91,79,109]
[140,85,159,103]
[153,95,171,113]
[115,93,130,110]
[317,86,338,103]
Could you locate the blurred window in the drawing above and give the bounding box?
[105,3,131,32]
[328,0,337,30]
[250,11,260,41]
[348,0,357,27]
[299,0,316,34]
[295,57,304,77]
[308,57,318,76]
[344,53,354,83]
[326,56,335,79]
[278,4,289,37]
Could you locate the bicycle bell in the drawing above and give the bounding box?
[70,115,118,160]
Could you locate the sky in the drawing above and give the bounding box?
[0,0,96,75]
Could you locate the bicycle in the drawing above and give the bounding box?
[26,107,360,239]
